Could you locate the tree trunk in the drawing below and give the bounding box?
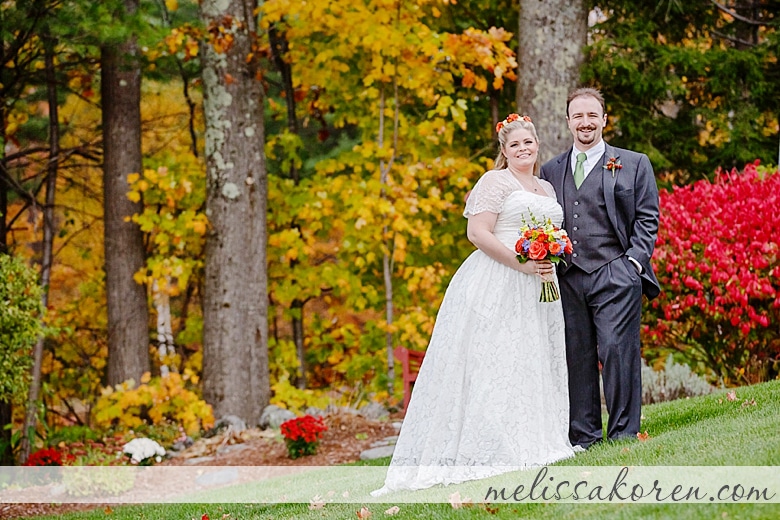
[516,0,587,162]
[153,279,174,377]
[19,33,60,464]
[378,84,399,395]
[0,28,7,256]
[200,0,270,427]
[100,0,150,387]
[269,24,306,387]
[0,26,9,464]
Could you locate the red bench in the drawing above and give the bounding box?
[394,346,425,412]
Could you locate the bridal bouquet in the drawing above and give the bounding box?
[515,214,573,302]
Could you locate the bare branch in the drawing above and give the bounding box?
[710,1,766,25]
[711,29,756,47]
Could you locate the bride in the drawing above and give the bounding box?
[371,115,578,496]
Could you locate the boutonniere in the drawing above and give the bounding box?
[604,157,622,178]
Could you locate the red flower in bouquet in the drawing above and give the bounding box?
[280,415,328,459]
[515,213,573,302]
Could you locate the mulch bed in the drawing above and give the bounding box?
[0,412,399,519]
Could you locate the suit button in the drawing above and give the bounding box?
[573,253,578,257]
[574,201,579,206]
[573,240,578,245]
[573,214,578,218]
[573,226,578,231]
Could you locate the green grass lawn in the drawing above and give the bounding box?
[36,380,780,519]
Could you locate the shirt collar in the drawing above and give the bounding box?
[572,139,606,166]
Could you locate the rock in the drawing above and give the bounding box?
[369,435,399,448]
[304,406,326,418]
[258,404,296,430]
[204,415,247,438]
[357,402,389,421]
[216,443,250,456]
[359,445,395,461]
[184,456,216,465]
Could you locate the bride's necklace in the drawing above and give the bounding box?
[511,171,540,192]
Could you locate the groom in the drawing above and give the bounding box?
[540,87,660,449]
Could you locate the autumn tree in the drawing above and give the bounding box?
[200,0,269,425]
[260,0,517,398]
[101,0,151,386]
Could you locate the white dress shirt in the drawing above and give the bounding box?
[569,140,605,182]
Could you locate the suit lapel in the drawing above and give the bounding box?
[602,143,626,249]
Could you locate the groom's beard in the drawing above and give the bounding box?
[576,126,598,146]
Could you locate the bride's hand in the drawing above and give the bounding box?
[519,259,554,276]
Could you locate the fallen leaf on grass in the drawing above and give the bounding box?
[310,495,326,510]
[103,506,113,514]
[357,506,372,518]
[637,431,650,441]
[449,491,473,509]
[384,505,400,515]
[742,398,756,407]
[727,391,737,401]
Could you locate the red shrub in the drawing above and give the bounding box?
[644,161,780,384]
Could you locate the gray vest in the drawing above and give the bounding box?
[562,161,624,273]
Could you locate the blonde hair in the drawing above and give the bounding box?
[493,117,541,176]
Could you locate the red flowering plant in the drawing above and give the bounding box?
[279,415,328,459]
[24,447,74,466]
[643,161,780,384]
[515,213,573,302]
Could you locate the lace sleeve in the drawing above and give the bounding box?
[463,170,515,218]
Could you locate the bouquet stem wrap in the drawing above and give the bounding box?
[539,273,560,302]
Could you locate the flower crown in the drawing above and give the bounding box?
[496,113,532,133]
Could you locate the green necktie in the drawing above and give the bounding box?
[573,152,587,189]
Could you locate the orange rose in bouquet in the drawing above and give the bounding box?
[515,214,573,302]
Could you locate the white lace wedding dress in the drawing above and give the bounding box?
[372,168,577,496]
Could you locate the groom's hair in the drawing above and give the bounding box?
[566,87,606,116]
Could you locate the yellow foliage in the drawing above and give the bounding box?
[92,373,214,436]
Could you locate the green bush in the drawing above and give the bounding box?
[0,254,44,403]
[642,355,714,404]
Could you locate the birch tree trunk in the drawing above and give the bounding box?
[200,0,270,426]
[101,0,150,386]
[153,279,174,377]
[516,0,587,162]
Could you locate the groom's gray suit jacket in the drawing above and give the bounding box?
[541,143,660,300]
